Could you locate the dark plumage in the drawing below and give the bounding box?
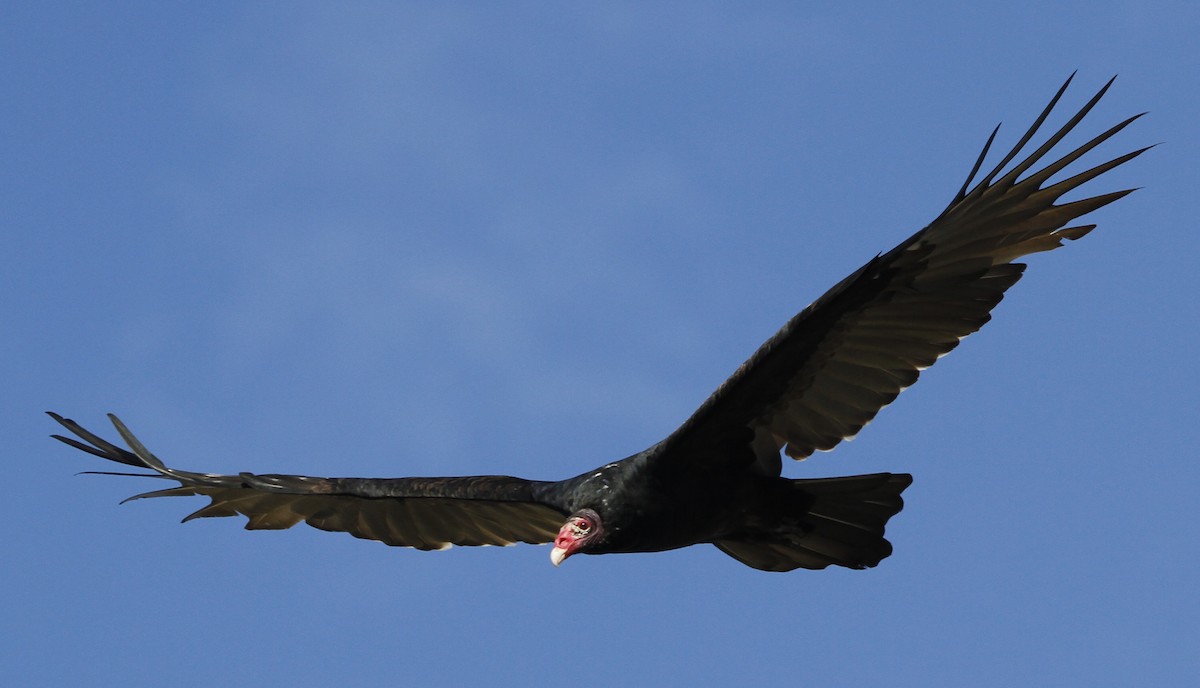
[49,75,1144,572]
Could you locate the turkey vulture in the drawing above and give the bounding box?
[49,75,1145,572]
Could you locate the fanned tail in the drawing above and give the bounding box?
[716,473,912,572]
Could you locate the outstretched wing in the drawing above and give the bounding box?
[658,75,1147,470]
[49,413,566,549]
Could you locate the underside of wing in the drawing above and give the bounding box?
[48,413,566,550]
[177,489,564,549]
[659,75,1146,469]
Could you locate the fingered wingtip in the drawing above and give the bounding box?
[105,414,167,470]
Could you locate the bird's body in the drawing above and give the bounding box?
[50,75,1145,572]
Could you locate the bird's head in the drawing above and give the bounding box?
[550,508,603,567]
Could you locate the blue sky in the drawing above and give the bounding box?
[4,3,1197,686]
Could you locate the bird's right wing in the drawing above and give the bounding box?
[49,413,567,550]
[652,75,1145,472]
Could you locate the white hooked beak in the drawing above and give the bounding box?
[550,545,569,567]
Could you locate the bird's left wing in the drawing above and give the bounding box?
[49,413,566,549]
[653,75,1146,471]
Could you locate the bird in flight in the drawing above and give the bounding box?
[50,75,1145,572]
